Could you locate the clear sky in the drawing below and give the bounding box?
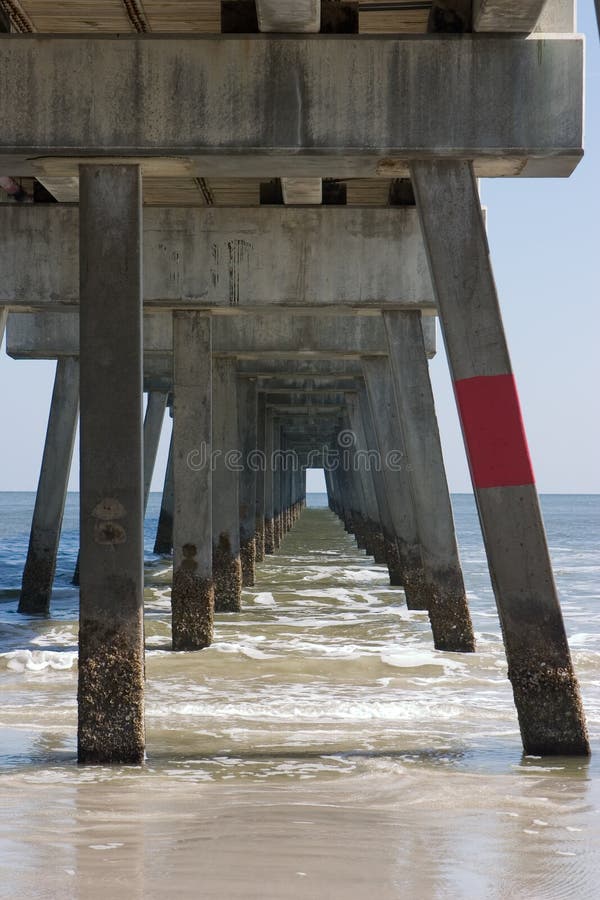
[1,8,598,495]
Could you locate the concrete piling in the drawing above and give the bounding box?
[172,312,214,649]
[77,165,145,765]
[254,393,267,562]
[411,160,589,751]
[19,358,79,616]
[212,358,243,612]
[238,378,258,586]
[264,408,275,554]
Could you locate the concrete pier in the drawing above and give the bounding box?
[212,358,242,612]
[0,10,589,760]
[384,310,476,653]
[411,160,589,752]
[77,165,144,765]
[19,358,79,616]
[238,378,258,586]
[172,312,214,649]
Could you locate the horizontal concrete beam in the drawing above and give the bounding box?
[264,392,347,405]
[6,311,436,360]
[257,381,361,391]
[0,205,432,311]
[0,36,583,178]
[238,360,363,376]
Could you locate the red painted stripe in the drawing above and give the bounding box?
[454,374,535,489]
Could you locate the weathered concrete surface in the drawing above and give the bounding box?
[143,391,168,515]
[19,358,79,616]
[473,0,547,32]
[154,430,174,555]
[77,165,144,765]
[212,358,242,612]
[0,36,583,177]
[384,311,476,653]
[172,312,214,650]
[238,378,258,586]
[6,311,436,359]
[535,0,575,32]
[411,159,589,754]
[0,206,433,310]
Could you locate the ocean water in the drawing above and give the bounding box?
[0,492,599,898]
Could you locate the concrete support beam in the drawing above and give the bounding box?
[212,358,242,611]
[154,428,174,555]
[143,391,168,515]
[473,0,547,32]
[239,361,363,377]
[238,378,258,585]
[7,311,436,359]
[411,159,589,754]
[0,307,6,345]
[172,312,214,649]
[0,36,583,178]
[19,358,79,616]
[77,165,144,765]
[0,206,432,311]
[383,311,475,653]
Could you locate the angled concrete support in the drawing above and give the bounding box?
[411,159,589,753]
[77,165,144,765]
[383,311,475,653]
[238,378,257,585]
[154,427,174,555]
[19,358,79,615]
[172,312,214,649]
[212,358,242,612]
[143,391,168,515]
[0,308,6,345]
